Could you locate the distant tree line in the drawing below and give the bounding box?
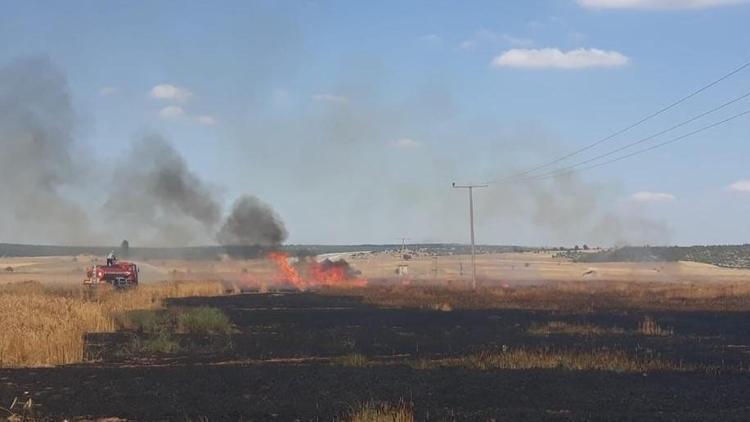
[572,245,750,268]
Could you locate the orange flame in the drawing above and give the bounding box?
[267,251,306,289]
[267,251,366,289]
[310,260,367,287]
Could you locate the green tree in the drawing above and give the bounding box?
[120,240,130,259]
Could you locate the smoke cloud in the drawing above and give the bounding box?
[0,57,94,244]
[217,195,288,247]
[0,52,668,248]
[103,134,223,245]
[0,56,287,247]
[102,136,289,247]
[234,80,671,247]
[516,173,671,246]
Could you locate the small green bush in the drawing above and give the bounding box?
[116,310,171,334]
[142,333,181,353]
[116,307,233,335]
[119,333,181,356]
[176,307,233,335]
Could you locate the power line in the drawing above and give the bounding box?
[494,58,750,182]
[524,109,750,181]
[517,90,750,181]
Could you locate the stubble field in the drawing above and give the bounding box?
[1,251,750,420]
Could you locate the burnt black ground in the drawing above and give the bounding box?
[2,292,750,421]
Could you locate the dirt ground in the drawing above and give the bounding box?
[347,251,750,286]
[1,292,749,420]
[3,251,750,287]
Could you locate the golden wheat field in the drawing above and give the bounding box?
[0,280,225,367]
[3,251,750,368]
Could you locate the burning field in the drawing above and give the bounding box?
[265,251,366,289]
[3,251,750,420]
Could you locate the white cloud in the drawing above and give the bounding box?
[491,48,629,69]
[630,191,676,203]
[577,0,750,9]
[98,86,118,96]
[159,105,184,120]
[726,180,750,192]
[150,84,193,102]
[196,115,217,125]
[390,138,422,149]
[419,34,441,42]
[460,40,477,50]
[312,93,349,104]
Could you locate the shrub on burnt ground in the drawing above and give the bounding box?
[116,307,233,336]
[349,401,414,422]
[176,307,233,336]
[638,316,674,336]
[528,321,625,336]
[114,307,233,357]
[331,353,371,367]
[408,348,687,373]
[122,332,182,355]
[115,309,172,334]
[142,333,181,354]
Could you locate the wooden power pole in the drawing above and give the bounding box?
[452,182,487,290]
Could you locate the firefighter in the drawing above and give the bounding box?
[106,251,116,266]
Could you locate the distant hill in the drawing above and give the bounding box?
[573,245,750,268]
[0,243,526,260]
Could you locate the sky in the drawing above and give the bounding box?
[0,0,749,247]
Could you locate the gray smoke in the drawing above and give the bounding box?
[217,195,288,246]
[0,57,94,244]
[520,173,671,246]
[475,130,671,247]
[0,52,666,248]
[234,81,671,247]
[103,134,224,245]
[0,55,288,247]
[102,136,290,247]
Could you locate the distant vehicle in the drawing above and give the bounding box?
[84,258,139,288]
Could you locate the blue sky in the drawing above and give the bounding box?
[1,0,749,246]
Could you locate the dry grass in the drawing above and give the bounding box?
[0,280,225,367]
[0,397,38,421]
[331,353,371,367]
[638,316,674,336]
[411,348,686,373]
[528,321,625,336]
[325,281,750,312]
[349,402,414,422]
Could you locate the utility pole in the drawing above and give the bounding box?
[400,237,410,255]
[452,182,487,290]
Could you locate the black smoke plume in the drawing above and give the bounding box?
[217,195,288,247]
[103,134,223,245]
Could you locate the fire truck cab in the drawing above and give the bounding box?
[84,259,139,288]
